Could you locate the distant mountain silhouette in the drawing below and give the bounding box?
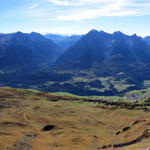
[45,33,82,52]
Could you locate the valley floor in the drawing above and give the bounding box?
[0,87,150,150]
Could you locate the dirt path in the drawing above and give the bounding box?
[23,107,46,129]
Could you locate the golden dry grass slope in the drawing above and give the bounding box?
[0,87,150,150]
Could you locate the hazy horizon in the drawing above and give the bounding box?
[0,29,149,38]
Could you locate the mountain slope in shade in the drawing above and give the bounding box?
[144,36,150,44]
[55,30,112,70]
[105,32,141,74]
[0,32,61,71]
[131,35,150,64]
[0,33,13,57]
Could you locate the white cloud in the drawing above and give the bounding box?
[47,0,128,6]
[28,3,38,10]
[27,0,150,21]
[48,0,72,6]
[48,0,150,21]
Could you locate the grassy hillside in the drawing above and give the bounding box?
[0,87,150,150]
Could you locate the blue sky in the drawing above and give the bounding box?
[1,0,150,36]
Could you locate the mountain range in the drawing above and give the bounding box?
[0,32,61,72]
[0,30,150,96]
[55,30,150,74]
